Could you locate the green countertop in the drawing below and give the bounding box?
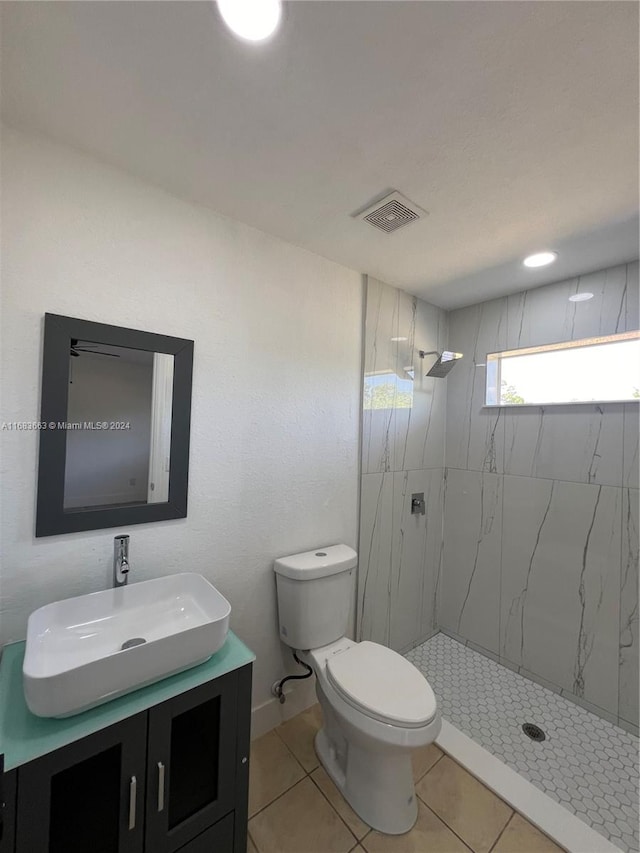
[0,631,255,771]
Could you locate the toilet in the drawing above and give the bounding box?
[274,544,441,835]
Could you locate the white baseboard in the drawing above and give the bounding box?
[251,676,317,740]
[437,719,623,853]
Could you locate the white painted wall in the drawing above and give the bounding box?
[0,125,362,718]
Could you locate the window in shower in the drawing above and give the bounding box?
[363,369,414,409]
[485,330,640,406]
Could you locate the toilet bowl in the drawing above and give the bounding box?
[300,638,441,834]
[274,545,441,835]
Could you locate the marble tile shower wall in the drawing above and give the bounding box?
[357,276,447,652]
[440,261,640,734]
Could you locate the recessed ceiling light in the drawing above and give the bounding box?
[391,336,408,342]
[523,251,558,268]
[218,0,282,42]
[568,292,594,302]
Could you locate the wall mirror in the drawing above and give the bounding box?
[36,313,194,536]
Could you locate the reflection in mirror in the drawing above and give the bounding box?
[148,353,175,504]
[63,342,174,510]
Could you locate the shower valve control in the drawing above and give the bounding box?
[411,493,425,515]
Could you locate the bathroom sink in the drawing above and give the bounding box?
[23,573,231,718]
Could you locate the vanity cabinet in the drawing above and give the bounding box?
[16,713,148,853]
[0,763,16,853]
[144,671,244,853]
[0,638,253,853]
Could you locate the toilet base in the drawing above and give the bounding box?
[315,726,418,835]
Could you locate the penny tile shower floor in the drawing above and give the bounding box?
[406,633,639,853]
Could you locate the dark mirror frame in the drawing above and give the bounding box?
[36,313,194,537]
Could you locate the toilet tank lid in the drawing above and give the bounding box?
[273,544,357,580]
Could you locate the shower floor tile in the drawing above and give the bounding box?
[406,633,639,853]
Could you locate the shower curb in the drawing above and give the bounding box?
[436,719,624,853]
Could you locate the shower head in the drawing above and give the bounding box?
[419,350,463,378]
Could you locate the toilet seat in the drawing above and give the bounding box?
[326,641,436,728]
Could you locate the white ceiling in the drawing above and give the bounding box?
[2,1,638,309]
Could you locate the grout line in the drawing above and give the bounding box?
[271,725,310,774]
[254,714,381,849]
[248,775,307,823]
[415,794,475,852]
[247,826,261,853]
[307,765,361,847]
[487,811,516,853]
[443,465,626,489]
[271,707,324,774]
[419,749,516,851]
[247,734,312,825]
[414,748,445,782]
[251,721,363,848]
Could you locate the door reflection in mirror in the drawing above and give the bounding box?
[63,342,174,510]
[148,353,174,504]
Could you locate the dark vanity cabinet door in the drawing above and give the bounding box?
[144,670,241,853]
[174,813,234,853]
[0,763,17,853]
[15,714,147,853]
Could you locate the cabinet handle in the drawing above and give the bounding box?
[157,762,165,813]
[128,776,137,830]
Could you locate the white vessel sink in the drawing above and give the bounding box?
[23,573,231,718]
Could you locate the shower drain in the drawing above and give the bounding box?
[121,637,146,650]
[522,723,546,742]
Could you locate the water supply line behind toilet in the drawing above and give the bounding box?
[272,651,313,704]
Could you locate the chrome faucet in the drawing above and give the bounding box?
[113,534,130,587]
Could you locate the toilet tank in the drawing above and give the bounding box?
[273,544,357,650]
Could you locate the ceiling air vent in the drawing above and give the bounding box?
[357,191,428,234]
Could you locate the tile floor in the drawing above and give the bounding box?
[406,634,639,853]
[248,703,564,853]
